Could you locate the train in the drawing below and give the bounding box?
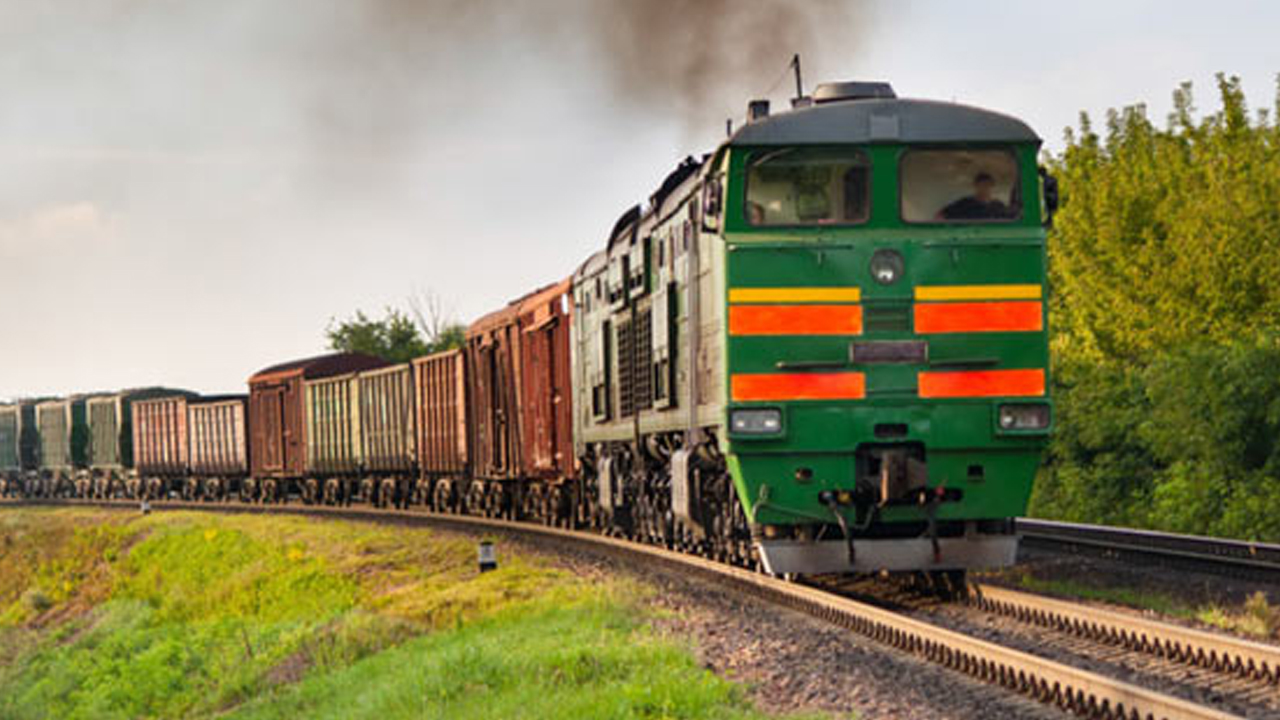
[0,81,1055,578]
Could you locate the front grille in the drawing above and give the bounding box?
[863,303,911,333]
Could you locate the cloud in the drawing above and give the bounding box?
[0,201,118,258]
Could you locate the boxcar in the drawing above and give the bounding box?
[188,395,250,478]
[515,278,575,481]
[465,303,524,482]
[304,372,362,476]
[357,363,416,475]
[35,397,88,473]
[247,352,387,499]
[413,349,469,508]
[460,280,576,515]
[0,404,25,473]
[132,395,192,479]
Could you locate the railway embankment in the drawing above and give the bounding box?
[0,508,822,720]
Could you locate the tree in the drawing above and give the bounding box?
[326,291,466,363]
[326,308,430,363]
[1048,75,1280,362]
[1031,75,1280,541]
[408,289,468,354]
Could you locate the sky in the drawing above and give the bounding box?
[2,0,1279,398]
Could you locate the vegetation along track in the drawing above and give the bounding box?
[1018,519,1280,582]
[4,499,1262,720]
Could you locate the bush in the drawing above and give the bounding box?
[1035,337,1280,541]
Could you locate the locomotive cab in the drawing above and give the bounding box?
[719,83,1052,575]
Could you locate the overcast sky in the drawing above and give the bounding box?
[3,0,1279,398]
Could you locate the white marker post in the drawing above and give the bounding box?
[478,540,497,573]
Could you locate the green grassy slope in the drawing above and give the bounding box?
[0,509,829,720]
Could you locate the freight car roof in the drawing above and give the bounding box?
[468,279,568,337]
[189,394,247,404]
[729,97,1039,146]
[89,387,198,403]
[248,352,389,384]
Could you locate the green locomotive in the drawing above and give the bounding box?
[574,81,1052,575]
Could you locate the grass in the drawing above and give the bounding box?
[1009,573,1280,639]
[0,508,833,720]
[228,587,807,720]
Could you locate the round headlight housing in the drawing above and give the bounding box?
[869,249,904,285]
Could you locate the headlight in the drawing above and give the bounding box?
[869,249,904,285]
[998,404,1050,430]
[730,408,783,435]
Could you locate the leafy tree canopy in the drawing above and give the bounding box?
[1032,74,1280,541]
[326,296,465,363]
[1048,74,1280,362]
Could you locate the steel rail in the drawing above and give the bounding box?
[1018,519,1280,576]
[973,583,1280,685]
[3,499,1244,720]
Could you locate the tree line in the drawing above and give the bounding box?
[1032,75,1280,541]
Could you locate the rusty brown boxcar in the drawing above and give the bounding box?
[132,395,191,478]
[515,278,575,480]
[412,349,468,476]
[248,353,388,481]
[465,303,524,480]
[189,395,250,477]
[358,363,416,474]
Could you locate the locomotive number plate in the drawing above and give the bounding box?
[850,340,928,364]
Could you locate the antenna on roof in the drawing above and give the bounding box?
[791,54,803,100]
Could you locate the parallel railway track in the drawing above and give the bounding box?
[1018,518,1280,581]
[7,499,1273,720]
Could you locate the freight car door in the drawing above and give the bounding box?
[258,386,286,473]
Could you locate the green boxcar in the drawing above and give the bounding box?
[0,404,22,471]
[36,398,89,472]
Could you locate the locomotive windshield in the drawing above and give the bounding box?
[745,147,869,226]
[901,148,1020,223]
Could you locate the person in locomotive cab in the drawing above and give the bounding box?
[937,171,1010,220]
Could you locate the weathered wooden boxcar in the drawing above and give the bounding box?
[460,279,575,515]
[357,363,416,474]
[304,371,362,477]
[247,353,387,496]
[466,304,523,483]
[188,395,250,478]
[413,349,468,478]
[132,395,192,479]
[515,278,575,482]
[35,397,88,473]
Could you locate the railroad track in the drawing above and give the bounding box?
[1018,518,1280,580]
[5,499,1268,720]
[969,585,1280,710]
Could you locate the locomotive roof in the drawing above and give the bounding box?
[728,97,1039,146]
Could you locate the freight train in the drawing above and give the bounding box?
[1,82,1056,578]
